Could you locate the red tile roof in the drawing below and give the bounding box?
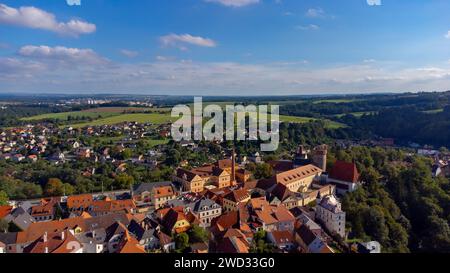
[0,206,12,219]
[329,160,360,183]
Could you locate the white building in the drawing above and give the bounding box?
[316,195,346,238]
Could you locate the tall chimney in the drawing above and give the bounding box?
[231,146,236,183]
[43,232,48,243]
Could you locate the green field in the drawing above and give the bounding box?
[334,111,377,118]
[21,111,118,121]
[21,107,171,122]
[313,99,360,104]
[69,113,176,128]
[23,106,346,129]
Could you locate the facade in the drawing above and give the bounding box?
[186,198,222,228]
[316,195,346,238]
[222,189,251,212]
[133,182,178,209]
[174,169,205,193]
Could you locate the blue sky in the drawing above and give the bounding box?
[1,0,450,95]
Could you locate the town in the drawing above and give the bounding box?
[0,116,379,253]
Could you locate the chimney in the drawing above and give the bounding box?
[44,247,48,254]
[61,231,65,241]
[43,232,48,242]
[231,146,236,183]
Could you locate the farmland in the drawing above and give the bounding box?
[69,113,175,128]
[22,106,346,129]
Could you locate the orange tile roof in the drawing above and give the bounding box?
[90,199,136,213]
[0,206,12,219]
[153,186,175,198]
[23,230,81,254]
[67,194,94,210]
[274,164,322,185]
[223,189,250,203]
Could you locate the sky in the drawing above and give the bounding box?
[1,0,450,96]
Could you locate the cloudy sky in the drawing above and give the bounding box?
[1,0,450,95]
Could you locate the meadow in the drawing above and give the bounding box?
[22,106,346,129]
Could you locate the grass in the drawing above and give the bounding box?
[21,111,118,121]
[144,139,170,147]
[313,99,360,104]
[23,105,346,129]
[68,113,175,128]
[334,111,377,118]
[21,107,171,122]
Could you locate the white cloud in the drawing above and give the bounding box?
[306,8,325,18]
[120,49,139,58]
[0,3,95,37]
[445,31,450,39]
[367,0,382,6]
[204,0,259,7]
[66,0,81,6]
[160,34,217,50]
[18,45,108,65]
[296,24,320,31]
[3,52,450,95]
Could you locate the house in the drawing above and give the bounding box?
[0,206,12,219]
[127,220,159,251]
[186,198,222,228]
[222,189,250,212]
[67,194,94,212]
[30,198,60,222]
[216,229,250,253]
[248,198,295,232]
[3,207,35,231]
[267,230,296,252]
[326,160,360,194]
[210,208,253,242]
[158,231,175,253]
[295,224,334,253]
[190,242,209,253]
[264,164,323,193]
[315,195,346,238]
[174,169,205,193]
[74,228,106,253]
[159,207,194,234]
[89,199,136,217]
[105,221,145,253]
[236,169,251,183]
[132,182,177,209]
[23,230,83,253]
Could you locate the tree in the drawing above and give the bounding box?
[114,173,135,189]
[0,190,8,206]
[122,148,132,160]
[44,178,65,196]
[188,225,209,243]
[0,219,8,233]
[175,233,190,252]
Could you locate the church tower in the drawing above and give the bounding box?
[312,144,328,171]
